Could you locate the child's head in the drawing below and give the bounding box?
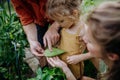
[84,1,120,80]
[46,0,82,28]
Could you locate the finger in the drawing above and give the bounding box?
[43,37,47,47]
[66,56,71,61]
[47,38,52,51]
[36,47,44,53]
[56,34,60,42]
[47,58,54,65]
[67,58,73,64]
[67,60,73,64]
[53,56,57,60]
[54,34,59,45]
[50,36,55,46]
[36,46,45,54]
[49,58,57,65]
[52,38,56,46]
[69,60,77,64]
[53,36,56,45]
[49,58,55,67]
[32,49,44,56]
[56,56,61,61]
[47,58,55,67]
[55,56,59,59]
[67,59,70,63]
[52,56,59,61]
[54,34,60,45]
[46,57,50,62]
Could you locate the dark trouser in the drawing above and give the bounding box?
[36,24,49,67]
[36,24,49,47]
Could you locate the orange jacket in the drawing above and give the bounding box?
[11,0,51,26]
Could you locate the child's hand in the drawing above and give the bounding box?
[47,56,67,68]
[67,55,80,64]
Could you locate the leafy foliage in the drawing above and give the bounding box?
[0,2,29,80]
[81,0,104,21]
[28,67,67,80]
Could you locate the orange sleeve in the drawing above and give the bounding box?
[11,0,34,26]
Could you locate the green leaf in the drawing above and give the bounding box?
[44,48,65,57]
[42,74,53,80]
[28,67,66,80]
[36,68,42,79]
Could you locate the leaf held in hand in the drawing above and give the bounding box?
[44,48,65,57]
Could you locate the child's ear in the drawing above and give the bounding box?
[72,9,79,17]
[107,53,119,61]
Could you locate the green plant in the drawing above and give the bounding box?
[28,67,67,80]
[81,0,109,21]
[0,1,30,80]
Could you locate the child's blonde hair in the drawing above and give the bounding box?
[46,0,82,20]
[87,1,120,80]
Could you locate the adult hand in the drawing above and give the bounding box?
[47,57,77,80]
[47,56,67,68]
[29,40,44,56]
[23,23,44,56]
[43,22,60,51]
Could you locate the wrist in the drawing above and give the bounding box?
[62,67,76,80]
[50,22,60,31]
[87,52,94,58]
[28,39,38,45]
[23,23,38,44]
[62,66,70,74]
